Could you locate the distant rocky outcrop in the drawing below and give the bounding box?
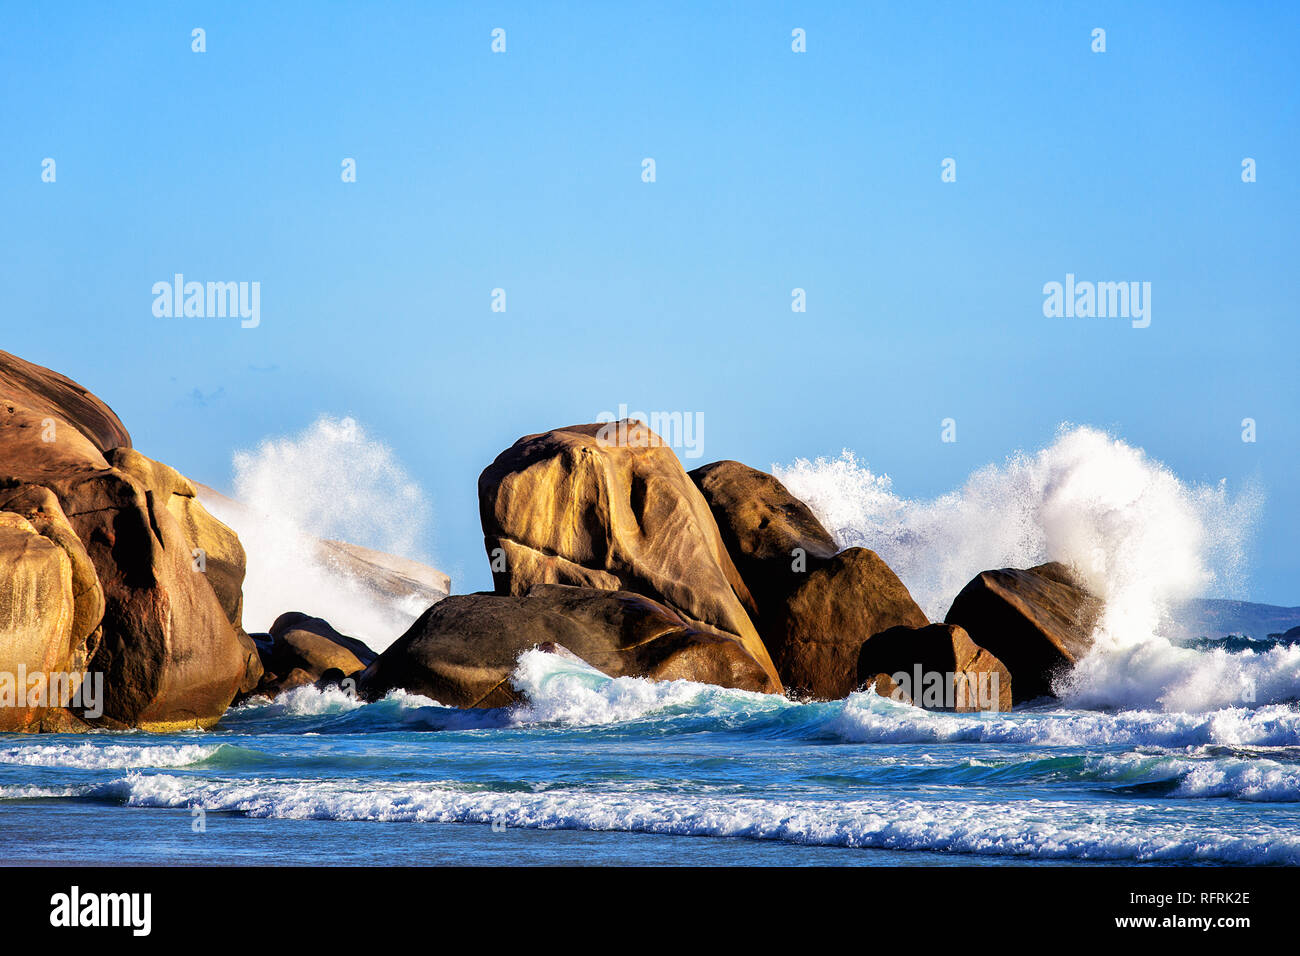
[1173,598,1300,641]
[945,562,1101,703]
[314,539,450,608]
[358,584,782,707]
[478,420,782,692]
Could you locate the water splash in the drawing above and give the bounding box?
[776,425,1273,711]
[202,415,435,649]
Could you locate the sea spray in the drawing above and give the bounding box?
[200,415,435,649]
[776,425,1271,711]
[223,650,1300,748]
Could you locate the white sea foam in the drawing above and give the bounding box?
[509,649,1300,750]
[1085,752,1300,801]
[506,648,783,726]
[85,772,1300,864]
[0,743,220,770]
[776,425,1274,712]
[223,650,1300,748]
[0,784,82,800]
[203,415,435,649]
[829,689,1300,747]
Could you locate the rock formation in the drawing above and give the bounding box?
[858,623,1012,712]
[0,350,249,730]
[358,584,781,707]
[945,562,1101,703]
[691,460,927,699]
[478,421,781,691]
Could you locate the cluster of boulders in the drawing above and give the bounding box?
[0,352,1105,732]
[352,420,1102,712]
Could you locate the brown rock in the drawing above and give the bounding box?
[774,548,929,699]
[0,356,247,730]
[0,512,83,731]
[478,421,780,691]
[858,623,1012,712]
[690,460,839,575]
[267,612,376,680]
[944,561,1102,703]
[0,482,104,651]
[690,460,927,700]
[358,584,782,707]
[233,628,264,696]
[0,389,111,481]
[0,349,131,453]
[107,448,247,629]
[54,466,247,729]
[269,667,318,695]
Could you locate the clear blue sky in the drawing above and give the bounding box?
[3,2,1296,602]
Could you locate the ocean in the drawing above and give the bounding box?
[3,648,1297,867]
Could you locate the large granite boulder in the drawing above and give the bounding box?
[106,448,247,630]
[944,562,1102,703]
[478,421,780,692]
[0,482,104,651]
[0,352,249,730]
[858,623,1012,713]
[774,549,929,699]
[690,460,927,700]
[0,349,131,453]
[0,512,87,731]
[51,466,247,729]
[358,584,783,707]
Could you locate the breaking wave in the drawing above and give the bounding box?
[776,425,1275,712]
[202,415,436,649]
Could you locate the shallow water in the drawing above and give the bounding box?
[2,650,1296,866]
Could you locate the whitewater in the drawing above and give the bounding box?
[1,422,1295,866]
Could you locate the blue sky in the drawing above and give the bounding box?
[3,1,1297,602]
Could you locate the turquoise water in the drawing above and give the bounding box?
[2,650,1298,866]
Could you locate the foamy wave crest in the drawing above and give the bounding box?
[204,415,435,649]
[1086,752,1300,801]
[86,773,1300,863]
[776,425,1268,712]
[0,743,222,770]
[224,652,1300,746]
[829,689,1300,748]
[1059,635,1300,711]
[0,784,83,800]
[506,649,785,727]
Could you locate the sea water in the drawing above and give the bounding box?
[2,648,1298,866]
